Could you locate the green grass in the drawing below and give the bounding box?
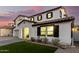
[0,41,57,53]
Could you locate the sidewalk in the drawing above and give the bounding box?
[0,37,23,46]
[55,46,79,53]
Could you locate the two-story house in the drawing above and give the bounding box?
[13,6,75,45]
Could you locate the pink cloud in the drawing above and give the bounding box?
[31,6,43,11]
[0,20,13,27]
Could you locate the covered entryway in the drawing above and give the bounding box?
[22,27,29,39]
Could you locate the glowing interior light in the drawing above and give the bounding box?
[23,27,29,39]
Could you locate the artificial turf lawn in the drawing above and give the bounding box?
[0,41,57,53]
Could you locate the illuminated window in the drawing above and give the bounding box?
[40,26,54,36]
[46,12,53,19]
[37,15,42,21]
[41,27,46,36]
[47,26,54,36]
[30,17,34,21]
[72,27,78,32]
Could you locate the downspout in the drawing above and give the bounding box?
[71,20,75,47]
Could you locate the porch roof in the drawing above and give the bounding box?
[32,16,75,26]
[17,20,36,26]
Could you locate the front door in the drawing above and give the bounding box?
[22,27,29,39]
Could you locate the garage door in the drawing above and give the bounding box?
[0,29,12,36]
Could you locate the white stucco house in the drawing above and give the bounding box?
[13,6,75,45]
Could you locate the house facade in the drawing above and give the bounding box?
[0,26,13,37]
[13,6,75,45]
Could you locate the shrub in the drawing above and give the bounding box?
[52,39,60,46]
[42,38,48,44]
[31,37,35,42]
[37,38,42,43]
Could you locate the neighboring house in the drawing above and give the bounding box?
[72,25,79,41]
[13,6,75,45]
[0,26,13,37]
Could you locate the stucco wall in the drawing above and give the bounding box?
[15,21,34,39]
[13,21,72,45]
[59,22,72,45]
[15,16,29,27]
[32,22,72,45]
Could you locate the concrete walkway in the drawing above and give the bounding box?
[55,46,79,53]
[0,37,23,46]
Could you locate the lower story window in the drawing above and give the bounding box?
[40,26,54,36]
[37,25,59,37]
[41,27,46,36]
[47,26,54,36]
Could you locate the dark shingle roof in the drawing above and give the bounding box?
[14,6,63,21]
[32,16,75,26]
[17,20,36,26]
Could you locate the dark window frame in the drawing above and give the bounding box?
[37,15,42,21]
[47,25,54,36]
[53,25,59,37]
[46,12,53,19]
[40,25,54,36]
[30,17,34,21]
[40,26,46,36]
[37,25,59,37]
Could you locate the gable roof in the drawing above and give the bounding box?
[17,19,37,26]
[14,6,63,21]
[32,16,75,26]
[14,15,29,22]
[29,6,63,17]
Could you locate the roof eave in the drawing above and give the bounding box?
[32,16,75,26]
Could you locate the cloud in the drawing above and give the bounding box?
[31,6,43,11]
[0,20,13,27]
[12,9,37,16]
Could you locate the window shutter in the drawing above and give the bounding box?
[37,27,40,36]
[54,25,59,37]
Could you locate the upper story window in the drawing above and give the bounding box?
[37,15,42,21]
[46,12,53,19]
[30,17,34,21]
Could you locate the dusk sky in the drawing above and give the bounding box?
[0,6,79,26]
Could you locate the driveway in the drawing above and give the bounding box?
[0,37,23,46]
[55,46,79,53]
